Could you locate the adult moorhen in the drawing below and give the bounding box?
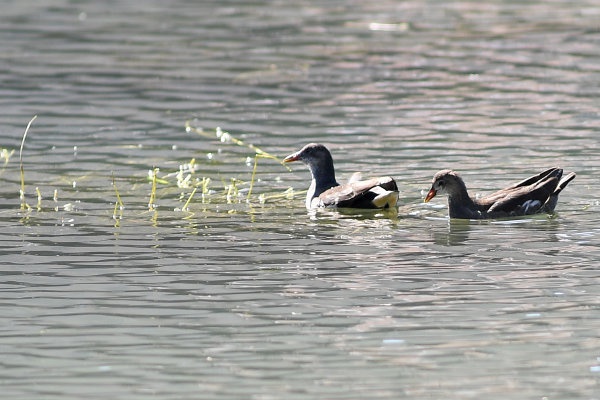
[424,167,576,219]
[283,143,399,209]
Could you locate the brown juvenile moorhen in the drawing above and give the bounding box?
[424,167,576,219]
[283,143,399,209]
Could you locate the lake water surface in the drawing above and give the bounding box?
[1,1,600,399]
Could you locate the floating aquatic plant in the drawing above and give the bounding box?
[112,173,124,223]
[19,115,37,210]
[10,117,300,222]
[137,122,298,211]
[1,148,14,166]
[147,167,159,211]
[184,121,292,202]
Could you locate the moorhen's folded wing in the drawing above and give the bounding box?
[318,176,398,209]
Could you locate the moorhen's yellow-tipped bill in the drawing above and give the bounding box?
[424,168,575,219]
[282,153,300,163]
[283,143,399,210]
[424,188,437,203]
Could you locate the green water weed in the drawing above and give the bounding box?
[9,118,299,220]
[112,173,125,223]
[148,167,159,210]
[1,148,14,165]
[19,115,37,210]
[185,122,291,203]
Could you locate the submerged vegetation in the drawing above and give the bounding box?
[13,117,303,223]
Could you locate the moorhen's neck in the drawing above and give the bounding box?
[449,175,471,200]
[446,177,480,218]
[308,157,337,188]
[305,154,339,205]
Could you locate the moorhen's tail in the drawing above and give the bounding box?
[544,171,576,213]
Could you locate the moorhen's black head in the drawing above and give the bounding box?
[425,169,468,202]
[283,143,337,184]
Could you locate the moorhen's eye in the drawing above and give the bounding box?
[438,180,445,188]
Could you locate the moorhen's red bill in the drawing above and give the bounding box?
[283,143,399,209]
[424,167,576,219]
